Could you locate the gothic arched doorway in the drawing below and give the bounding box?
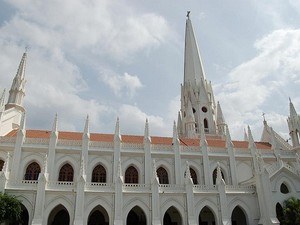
[88,205,109,225]
[199,206,216,225]
[231,206,247,225]
[163,206,182,225]
[47,204,70,225]
[126,206,146,225]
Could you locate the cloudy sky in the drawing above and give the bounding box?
[0,0,299,141]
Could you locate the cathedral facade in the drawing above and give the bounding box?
[0,14,300,225]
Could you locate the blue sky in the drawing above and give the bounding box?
[0,0,300,140]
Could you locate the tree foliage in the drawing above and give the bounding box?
[282,197,300,225]
[0,193,22,223]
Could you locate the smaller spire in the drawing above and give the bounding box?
[172,121,179,144]
[177,111,182,137]
[114,117,122,141]
[225,125,233,148]
[216,102,226,135]
[144,118,151,143]
[185,161,191,179]
[247,125,256,149]
[270,127,278,151]
[52,113,58,133]
[42,154,48,174]
[83,114,90,139]
[79,156,86,177]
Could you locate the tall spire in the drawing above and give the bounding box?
[184,12,206,85]
[52,113,58,133]
[289,97,298,117]
[114,117,122,141]
[6,52,27,111]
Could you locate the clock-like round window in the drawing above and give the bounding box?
[202,107,207,113]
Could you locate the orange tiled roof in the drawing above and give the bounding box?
[5,129,272,149]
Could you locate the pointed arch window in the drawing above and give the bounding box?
[280,183,289,194]
[125,166,138,184]
[212,168,225,185]
[59,163,74,182]
[92,164,106,183]
[0,159,4,171]
[204,118,209,133]
[24,162,41,180]
[190,168,198,184]
[157,167,169,184]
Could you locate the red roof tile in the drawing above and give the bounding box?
[5,129,272,150]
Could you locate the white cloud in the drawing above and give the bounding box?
[217,29,300,139]
[118,104,168,136]
[101,72,143,98]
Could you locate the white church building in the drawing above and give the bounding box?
[0,13,300,225]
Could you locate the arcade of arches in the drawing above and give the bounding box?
[24,162,41,180]
[58,163,74,182]
[9,204,29,225]
[0,159,4,171]
[199,206,215,225]
[125,166,139,183]
[231,206,247,225]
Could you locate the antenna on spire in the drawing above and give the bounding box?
[262,112,267,125]
[187,11,191,19]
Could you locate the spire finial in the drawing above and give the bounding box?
[187,11,191,19]
[144,118,151,143]
[83,114,90,138]
[114,117,121,141]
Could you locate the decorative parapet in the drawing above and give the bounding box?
[193,185,217,193]
[225,185,256,194]
[0,136,16,143]
[85,182,114,192]
[123,183,150,192]
[89,141,113,149]
[47,181,75,191]
[57,139,82,147]
[159,184,185,193]
[7,179,38,190]
[24,138,49,145]
[181,146,199,152]
[152,145,173,152]
[122,143,144,151]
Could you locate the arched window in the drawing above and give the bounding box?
[125,166,138,184]
[157,167,169,184]
[190,168,198,184]
[212,168,225,185]
[58,163,74,182]
[204,119,209,133]
[0,159,4,171]
[92,164,106,183]
[280,183,289,194]
[24,162,41,180]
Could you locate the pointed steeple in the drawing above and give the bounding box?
[216,102,226,135]
[216,162,225,185]
[177,111,183,137]
[83,115,90,139]
[6,52,27,111]
[247,126,256,149]
[225,125,233,148]
[287,98,300,147]
[173,121,180,145]
[144,118,151,143]
[52,113,58,133]
[114,117,122,142]
[184,12,206,85]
